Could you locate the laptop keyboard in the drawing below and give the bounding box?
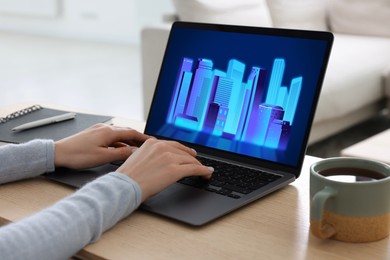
[178,156,282,199]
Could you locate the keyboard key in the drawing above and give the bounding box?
[222,184,252,194]
[228,194,241,199]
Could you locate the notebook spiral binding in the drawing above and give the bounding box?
[0,105,42,124]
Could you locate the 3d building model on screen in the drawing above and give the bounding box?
[166,57,303,150]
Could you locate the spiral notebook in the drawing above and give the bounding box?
[0,105,112,144]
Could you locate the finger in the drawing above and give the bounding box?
[141,139,195,158]
[109,143,140,157]
[177,164,214,178]
[110,142,129,148]
[109,128,151,146]
[103,146,135,162]
[163,140,197,156]
[171,152,203,166]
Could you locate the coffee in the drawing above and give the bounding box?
[319,167,385,183]
[310,157,390,242]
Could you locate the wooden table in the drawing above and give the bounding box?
[341,129,390,164]
[1,104,390,259]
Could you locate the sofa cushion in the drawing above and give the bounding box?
[314,34,390,123]
[171,0,272,27]
[266,0,327,30]
[328,0,390,37]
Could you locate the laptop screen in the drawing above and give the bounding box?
[145,22,333,171]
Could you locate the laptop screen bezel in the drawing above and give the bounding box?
[144,21,334,178]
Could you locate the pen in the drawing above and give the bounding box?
[12,112,77,132]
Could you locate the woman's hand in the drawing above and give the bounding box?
[54,123,150,169]
[117,138,213,202]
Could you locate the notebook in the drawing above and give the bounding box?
[46,22,333,226]
[0,105,112,143]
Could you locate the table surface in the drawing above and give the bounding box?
[1,104,390,260]
[341,128,390,164]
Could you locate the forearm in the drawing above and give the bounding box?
[0,172,142,260]
[0,140,55,184]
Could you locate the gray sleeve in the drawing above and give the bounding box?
[0,140,55,184]
[0,172,142,260]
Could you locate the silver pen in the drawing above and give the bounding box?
[12,112,77,132]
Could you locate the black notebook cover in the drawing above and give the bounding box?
[0,107,112,143]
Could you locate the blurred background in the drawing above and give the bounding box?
[1,0,389,159]
[0,0,174,120]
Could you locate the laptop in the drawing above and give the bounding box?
[46,22,333,226]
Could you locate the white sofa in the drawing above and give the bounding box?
[141,0,390,144]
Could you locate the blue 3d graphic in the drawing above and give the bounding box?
[167,57,302,150]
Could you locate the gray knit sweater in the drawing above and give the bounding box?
[0,140,142,260]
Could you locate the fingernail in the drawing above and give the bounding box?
[207,166,214,173]
[130,147,139,153]
[191,148,197,154]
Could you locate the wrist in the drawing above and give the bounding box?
[54,141,66,168]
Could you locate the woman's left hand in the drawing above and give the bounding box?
[54,123,151,169]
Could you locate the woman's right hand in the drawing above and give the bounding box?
[117,138,213,202]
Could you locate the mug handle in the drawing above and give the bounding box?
[311,186,338,239]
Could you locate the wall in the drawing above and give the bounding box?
[0,0,174,45]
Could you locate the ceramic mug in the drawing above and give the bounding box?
[310,157,390,242]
